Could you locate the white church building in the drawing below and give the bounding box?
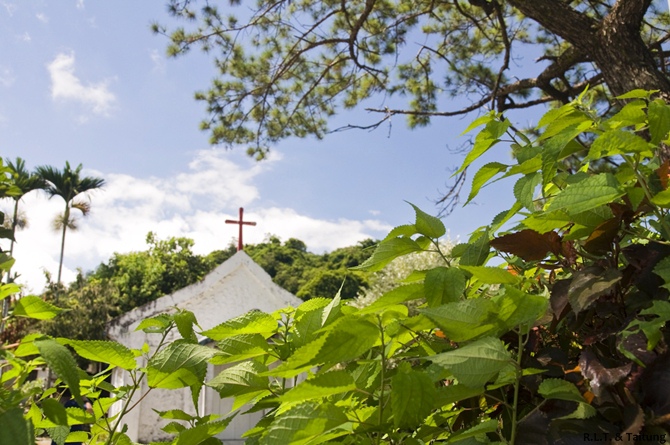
[106,250,303,443]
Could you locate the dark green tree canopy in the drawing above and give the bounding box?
[158,0,670,157]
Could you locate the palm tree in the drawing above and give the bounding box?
[5,158,46,269]
[36,162,105,285]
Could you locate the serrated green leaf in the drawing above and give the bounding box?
[174,310,199,343]
[280,370,355,403]
[548,173,624,215]
[207,360,269,398]
[649,99,670,145]
[420,299,499,342]
[59,339,137,370]
[609,100,647,126]
[42,398,68,426]
[459,266,521,285]
[13,296,64,320]
[202,310,277,340]
[210,334,269,365]
[259,401,348,445]
[495,286,548,331]
[35,338,82,403]
[538,379,586,403]
[174,418,234,445]
[461,112,495,135]
[391,366,437,429]
[616,89,654,99]
[383,224,418,241]
[136,314,173,333]
[424,267,466,306]
[358,283,424,314]
[273,317,379,377]
[514,173,541,211]
[428,337,512,388]
[459,234,489,267]
[351,237,422,272]
[457,118,510,174]
[147,341,215,389]
[410,202,445,238]
[541,122,592,186]
[154,409,199,422]
[588,129,652,160]
[446,419,498,442]
[466,162,508,204]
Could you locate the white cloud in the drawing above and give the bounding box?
[76,0,84,9]
[5,150,390,294]
[36,12,48,23]
[16,31,30,42]
[47,52,116,117]
[149,49,165,73]
[0,66,15,87]
[2,2,16,16]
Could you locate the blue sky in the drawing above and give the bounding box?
[0,1,538,292]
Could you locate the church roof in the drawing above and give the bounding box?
[106,250,302,341]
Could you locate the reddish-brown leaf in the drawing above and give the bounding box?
[583,218,620,255]
[491,229,562,261]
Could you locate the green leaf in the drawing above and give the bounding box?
[495,287,548,331]
[616,89,654,99]
[541,122,592,187]
[154,409,199,422]
[0,283,20,301]
[42,398,68,426]
[548,173,624,215]
[648,99,670,144]
[409,202,445,238]
[459,266,521,285]
[358,283,424,314]
[210,334,269,365]
[466,162,508,204]
[58,339,137,371]
[461,112,494,135]
[136,314,173,333]
[174,418,234,445]
[446,419,498,442]
[174,310,199,343]
[0,408,35,445]
[588,129,652,160]
[420,299,499,342]
[259,401,348,445]
[35,338,82,403]
[538,379,586,403]
[351,237,422,272]
[428,337,512,388]
[202,310,277,340]
[383,224,417,241]
[391,364,437,428]
[147,341,216,389]
[653,256,670,290]
[13,296,64,320]
[273,317,379,377]
[424,267,466,306]
[459,234,489,267]
[514,173,541,211]
[280,370,356,403]
[207,360,269,398]
[626,301,670,350]
[456,118,510,174]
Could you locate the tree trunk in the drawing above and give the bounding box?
[57,204,69,286]
[508,0,670,98]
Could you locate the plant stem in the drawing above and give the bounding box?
[377,315,386,445]
[509,330,524,445]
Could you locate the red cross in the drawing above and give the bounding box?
[225,207,257,251]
